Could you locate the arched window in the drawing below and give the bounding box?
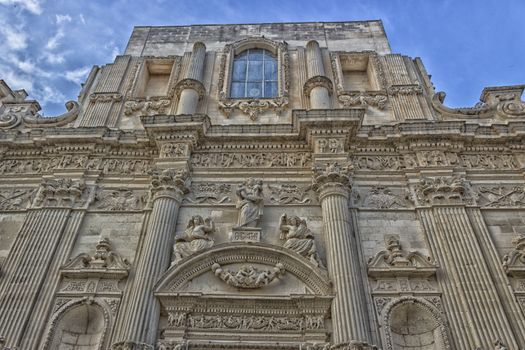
[230,49,278,99]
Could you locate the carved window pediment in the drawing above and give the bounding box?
[330,51,388,110]
[218,37,290,120]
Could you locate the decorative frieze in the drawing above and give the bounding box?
[0,188,36,210]
[267,183,314,205]
[338,92,387,110]
[124,98,171,117]
[358,186,411,209]
[184,183,232,204]
[191,152,312,168]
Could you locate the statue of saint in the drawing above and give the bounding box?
[172,215,215,265]
[279,214,324,267]
[235,178,263,228]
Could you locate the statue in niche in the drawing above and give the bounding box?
[279,214,324,268]
[172,215,215,265]
[235,178,263,228]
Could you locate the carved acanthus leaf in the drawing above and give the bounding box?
[149,168,190,201]
[124,98,171,117]
[211,262,285,289]
[312,162,353,194]
[218,97,289,120]
[33,178,88,208]
[413,176,470,206]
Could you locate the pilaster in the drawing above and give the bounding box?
[312,162,373,347]
[176,42,206,115]
[414,175,524,349]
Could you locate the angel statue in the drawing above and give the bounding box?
[172,215,215,265]
[279,214,324,268]
[235,178,264,228]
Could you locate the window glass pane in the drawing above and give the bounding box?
[232,60,246,82]
[247,82,262,98]
[230,82,245,98]
[247,61,263,81]
[235,51,248,60]
[264,81,278,98]
[248,49,264,61]
[264,59,277,81]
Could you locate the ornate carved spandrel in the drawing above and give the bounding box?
[92,188,147,211]
[171,215,215,266]
[0,188,37,210]
[235,178,263,228]
[211,262,285,289]
[412,175,471,206]
[279,213,324,268]
[474,186,525,208]
[359,186,411,209]
[61,238,131,273]
[32,178,89,208]
[267,183,315,205]
[149,168,190,203]
[502,235,525,278]
[368,235,437,279]
[184,183,232,204]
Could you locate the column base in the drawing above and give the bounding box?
[110,341,154,350]
[331,341,378,350]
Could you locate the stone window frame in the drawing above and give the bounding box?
[330,51,388,110]
[217,37,290,120]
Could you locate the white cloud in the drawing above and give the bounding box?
[64,66,91,85]
[0,0,42,15]
[33,85,66,105]
[55,14,71,25]
[44,51,65,64]
[0,27,28,50]
[0,63,34,91]
[45,29,64,50]
[79,14,86,25]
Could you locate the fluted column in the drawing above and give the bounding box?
[112,169,189,348]
[312,163,372,347]
[176,42,206,115]
[0,178,88,348]
[415,176,524,349]
[305,40,331,109]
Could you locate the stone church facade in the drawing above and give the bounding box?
[0,20,524,350]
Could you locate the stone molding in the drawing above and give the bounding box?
[217,37,289,120]
[174,78,206,101]
[303,75,334,97]
[0,100,79,129]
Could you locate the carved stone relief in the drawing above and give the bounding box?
[124,98,171,117]
[267,183,315,205]
[211,262,285,289]
[92,188,147,211]
[235,178,263,228]
[191,152,311,168]
[355,186,411,209]
[159,143,189,159]
[474,186,525,208]
[502,235,525,278]
[279,213,324,267]
[33,178,89,208]
[0,188,36,210]
[412,176,471,206]
[172,216,215,266]
[184,183,232,204]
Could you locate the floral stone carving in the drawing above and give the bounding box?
[149,168,190,202]
[62,238,131,273]
[172,215,215,265]
[211,262,285,289]
[279,213,324,267]
[312,162,353,197]
[33,178,87,208]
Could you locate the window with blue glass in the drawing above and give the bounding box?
[230,49,278,98]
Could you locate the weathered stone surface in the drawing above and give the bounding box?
[0,20,524,350]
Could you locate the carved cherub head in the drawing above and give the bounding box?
[187,215,204,228]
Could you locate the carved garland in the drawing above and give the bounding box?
[217,37,290,120]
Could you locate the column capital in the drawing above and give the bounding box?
[412,175,472,207]
[148,168,190,203]
[312,162,352,200]
[331,341,378,350]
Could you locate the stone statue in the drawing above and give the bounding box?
[172,215,215,265]
[235,178,263,228]
[279,214,324,268]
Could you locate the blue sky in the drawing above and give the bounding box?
[0,0,523,115]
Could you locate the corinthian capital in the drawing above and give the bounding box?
[149,168,190,203]
[413,175,471,206]
[33,178,88,208]
[312,162,353,199]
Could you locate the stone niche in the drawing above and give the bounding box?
[134,58,177,98]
